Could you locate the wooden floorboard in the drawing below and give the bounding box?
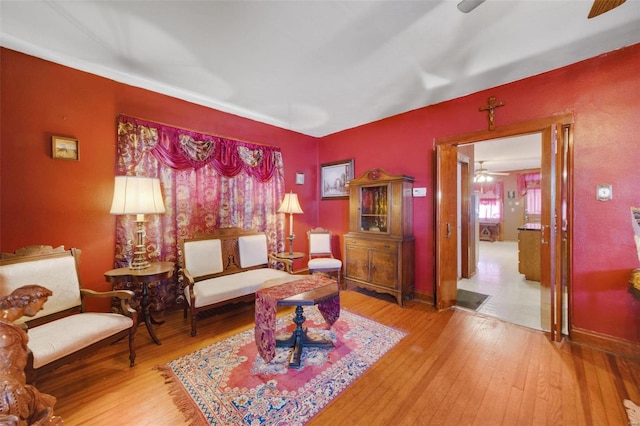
[32,286,639,425]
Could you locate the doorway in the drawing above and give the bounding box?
[435,116,573,341]
[459,135,547,331]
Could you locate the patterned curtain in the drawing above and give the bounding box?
[113,115,286,307]
[474,181,504,221]
[517,172,541,196]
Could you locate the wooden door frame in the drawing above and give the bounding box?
[434,114,573,337]
[435,144,460,309]
[458,153,473,279]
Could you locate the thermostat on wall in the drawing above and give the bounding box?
[413,187,427,197]
[596,184,612,201]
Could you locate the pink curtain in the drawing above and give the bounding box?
[474,181,504,221]
[113,115,286,307]
[473,181,503,199]
[517,172,541,196]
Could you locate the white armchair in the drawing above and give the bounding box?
[307,227,343,289]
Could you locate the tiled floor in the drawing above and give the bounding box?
[457,241,551,332]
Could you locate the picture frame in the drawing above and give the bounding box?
[52,136,79,161]
[320,159,354,200]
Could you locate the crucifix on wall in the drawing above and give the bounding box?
[479,96,505,130]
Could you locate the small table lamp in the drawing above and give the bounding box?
[110,176,166,270]
[278,192,303,255]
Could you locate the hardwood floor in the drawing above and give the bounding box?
[35,287,639,425]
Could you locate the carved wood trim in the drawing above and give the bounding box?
[435,113,574,146]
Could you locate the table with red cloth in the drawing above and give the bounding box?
[255,275,340,363]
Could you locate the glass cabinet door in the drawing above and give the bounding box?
[360,184,388,232]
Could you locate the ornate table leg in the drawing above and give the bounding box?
[139,281,163,345]
[276,305,334,367]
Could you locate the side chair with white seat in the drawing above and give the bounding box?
[307,227,343,289]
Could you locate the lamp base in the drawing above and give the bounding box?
[286,234,295,256]
[130,218,151,270]
[130,257,151,270]
[130,245,151,270]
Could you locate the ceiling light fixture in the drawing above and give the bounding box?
[474,174,493,183]
[457,0,486,13]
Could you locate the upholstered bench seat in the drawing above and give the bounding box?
[182,227,293,336]
[184,268,290,309]
[0,247,138,383]
[27,312,133,368]
[308,257,342,270]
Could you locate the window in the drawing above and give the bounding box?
[475,181,504,221]
[478,198,502,221]
[526,187,542,215]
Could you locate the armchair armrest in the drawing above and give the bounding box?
[80,289,137,318]
[182,267,196,286]
[81,288,134,299]
[268,253,293,274]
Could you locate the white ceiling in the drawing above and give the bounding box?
[1,0,638,139]
[474,133,542,172]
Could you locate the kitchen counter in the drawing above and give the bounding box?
[518,223,541,282]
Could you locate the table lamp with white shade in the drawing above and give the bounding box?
[110,176,166,270]
[277,192,303,255]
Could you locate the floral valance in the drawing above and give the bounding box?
[474,181,504,199]
[517,172,541,196]
[116,115,281,182]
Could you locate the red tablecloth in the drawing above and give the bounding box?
[255,275,340,363]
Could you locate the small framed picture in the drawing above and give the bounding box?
[321,159,354,200]
[52,136,79,161]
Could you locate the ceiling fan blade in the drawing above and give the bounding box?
[588,0,626,18]
[457,0,486,13]
[488,171,509,176]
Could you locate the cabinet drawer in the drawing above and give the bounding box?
[345,238,397,253]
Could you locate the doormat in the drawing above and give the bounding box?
[156,307,406,425]
[457,289,490,311]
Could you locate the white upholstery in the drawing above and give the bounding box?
[307,229,342,271]
[0,254,82,324]
[307,228,342,288]
[182,230,295,335]
[183,238,224,277]
[184,268,290,308]
[309,233,332,255]
[27,313,133,368]
[0,248,137,379]
[238,234,268,268]
[308,258,342,269]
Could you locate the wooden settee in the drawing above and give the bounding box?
[0,246,138,383]
[181,227,293,336]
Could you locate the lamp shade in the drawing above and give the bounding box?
[110,176,166,215]
[277,192,303,215]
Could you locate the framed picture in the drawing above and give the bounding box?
[321,159,354,200]
[52,136,79,160]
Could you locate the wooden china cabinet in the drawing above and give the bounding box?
[344,169,414,306]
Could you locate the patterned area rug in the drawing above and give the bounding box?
[157,307,406,425]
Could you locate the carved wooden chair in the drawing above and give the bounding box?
[307,227,343,289]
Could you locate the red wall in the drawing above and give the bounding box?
[0,48,319,309]
[320,43,640,343]
[2,44,640,344]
